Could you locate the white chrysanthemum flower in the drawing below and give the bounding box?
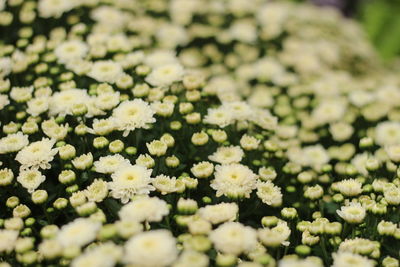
[57,218,101,248]
[10,86,33,102]
[337,202,366,224]
[38,0,75,18]
[256,180,283,207]
[15,138,58,170]
[383,187,400,205]
[229,20,257,43]
[338,238,379,255]
[88,60,123,84]
[312,99,347,125]
[55,40,88,63]
[258,221,291,247]
[124,230,178,267]
[0,132,29,154]
[95,92,120,111]
[0,230,19,253]
[278,257,323,267]
[156,24,189,48]
[144,50,179,68]
[145,63,184,87]
[152,174,178,195]
[93,154,131,174]
[351,153,369,175]
[112,99,156,137]
[17,169,46,193]
[26,96,50,116]
[203,106,234,128]
[385,144,400,162]
[85,179,109,203]
[173,250,209,267]
[90,118,117,136]
[71,251,115,267]
[209,222,257,255]
[249,108,278,130]
[211,163,257,198]
[191,161,214,179]
[208,146,244,164]
[118,196,169,222]
[334,179,362,197]
[0,94,10,110]
[49,89,90,116]
[332,251,375,267]
[109,164,155,203]
[198,202,238,224]
[293,145,330,168]
[375,121,400,146]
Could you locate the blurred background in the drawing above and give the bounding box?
[304,0,400,62]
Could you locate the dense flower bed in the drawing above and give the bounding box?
[1,0,400,267]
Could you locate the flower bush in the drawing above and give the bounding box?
[1,0,400,267]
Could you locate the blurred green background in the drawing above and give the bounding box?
[358,0,400,61]
[305,0,400,61]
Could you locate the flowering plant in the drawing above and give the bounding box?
[0,0,400,267]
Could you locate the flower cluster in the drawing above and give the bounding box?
[0,0,400,267]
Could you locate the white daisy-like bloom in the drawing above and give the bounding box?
[85,179,109,203]
[302,145,330,168]
[384,187,400,205]
[351,153,369,176]
[95,92,120,111]
[112,99,156,137]
[88,60,124,84]
[332,251,375,267]
[312,99,347,125]
[385,144,400,162]
[338,238,379,255]
[229,20,257,43]
[124,230,178,267]
[208,146,244,164]
[249,108,278,130]
[38,0,76,18]
[152,174,178,195]
[256,180,283,207]
[26,96,50,116]
[197,202,238,224]
[0,132,29,154]
[93,154,131,174]
[258,221,291,247]
[337,202,366,224]
[173,250,209,267]
[191,161,214,179]
[145,63,184,87]
[17,169,46,193]
[0,230,19,253]
[71,251,115,267]
[144,50,179,68]
[118,196,169,222]
[203,106,235,128]
[90,118,117,136]
[10,86,33,102]
[211,163,258,198]
[375,121,400,146]
[49,89,90,116]
[55,40,89,64]
[156,24,189,48]
[15,138,58,170]
[0,58,12,78]
[0,94,10,110]
[334,179,362,197]
[209,222,257,255]
[278,257,323,267]
[109,164,155,204]
[57,218,101,248]
[348,89,375,107]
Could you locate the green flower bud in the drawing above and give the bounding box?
[125,146,137,155]
[76,201,97,216]
[166,156,180,168]
[0,168,14,186]
[98,224,117,240]
[53,198,68,210]
[58,170,76,184]
[58,144,76,160]
[295,245,311,256]
[40,225,59,239]
[6,196,20,208]
[109,140,124,153]
[216,254,237,267]
[13,204,31,218]
[170,121,182,130]
[261,216,278,228]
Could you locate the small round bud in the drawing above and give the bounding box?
[53,198,68,210]
[191,132,209,146]
[93,137,109,149]
[281,207,297,220]
[69,191,87,208]
[76,202,97,216]
[0,168,14,186]
[177,198,198,214]
[216,254,237,267]
[261,216,278,227]
[359,137,373,148]
[179,102,194,114]
[40,225,59,239]
[160,133,175,147]
[98,224,117,240]
[58,170,76,184]
[59,144,76,160]
[6,196,20,208]
[186,112,201,124]
[295,245,311,256]
[146,140,168,157]
[125,146,137,155]
[13,204,31,218]
[109,140,124,153]
[166,156,180,168]
[170,121,182,130]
